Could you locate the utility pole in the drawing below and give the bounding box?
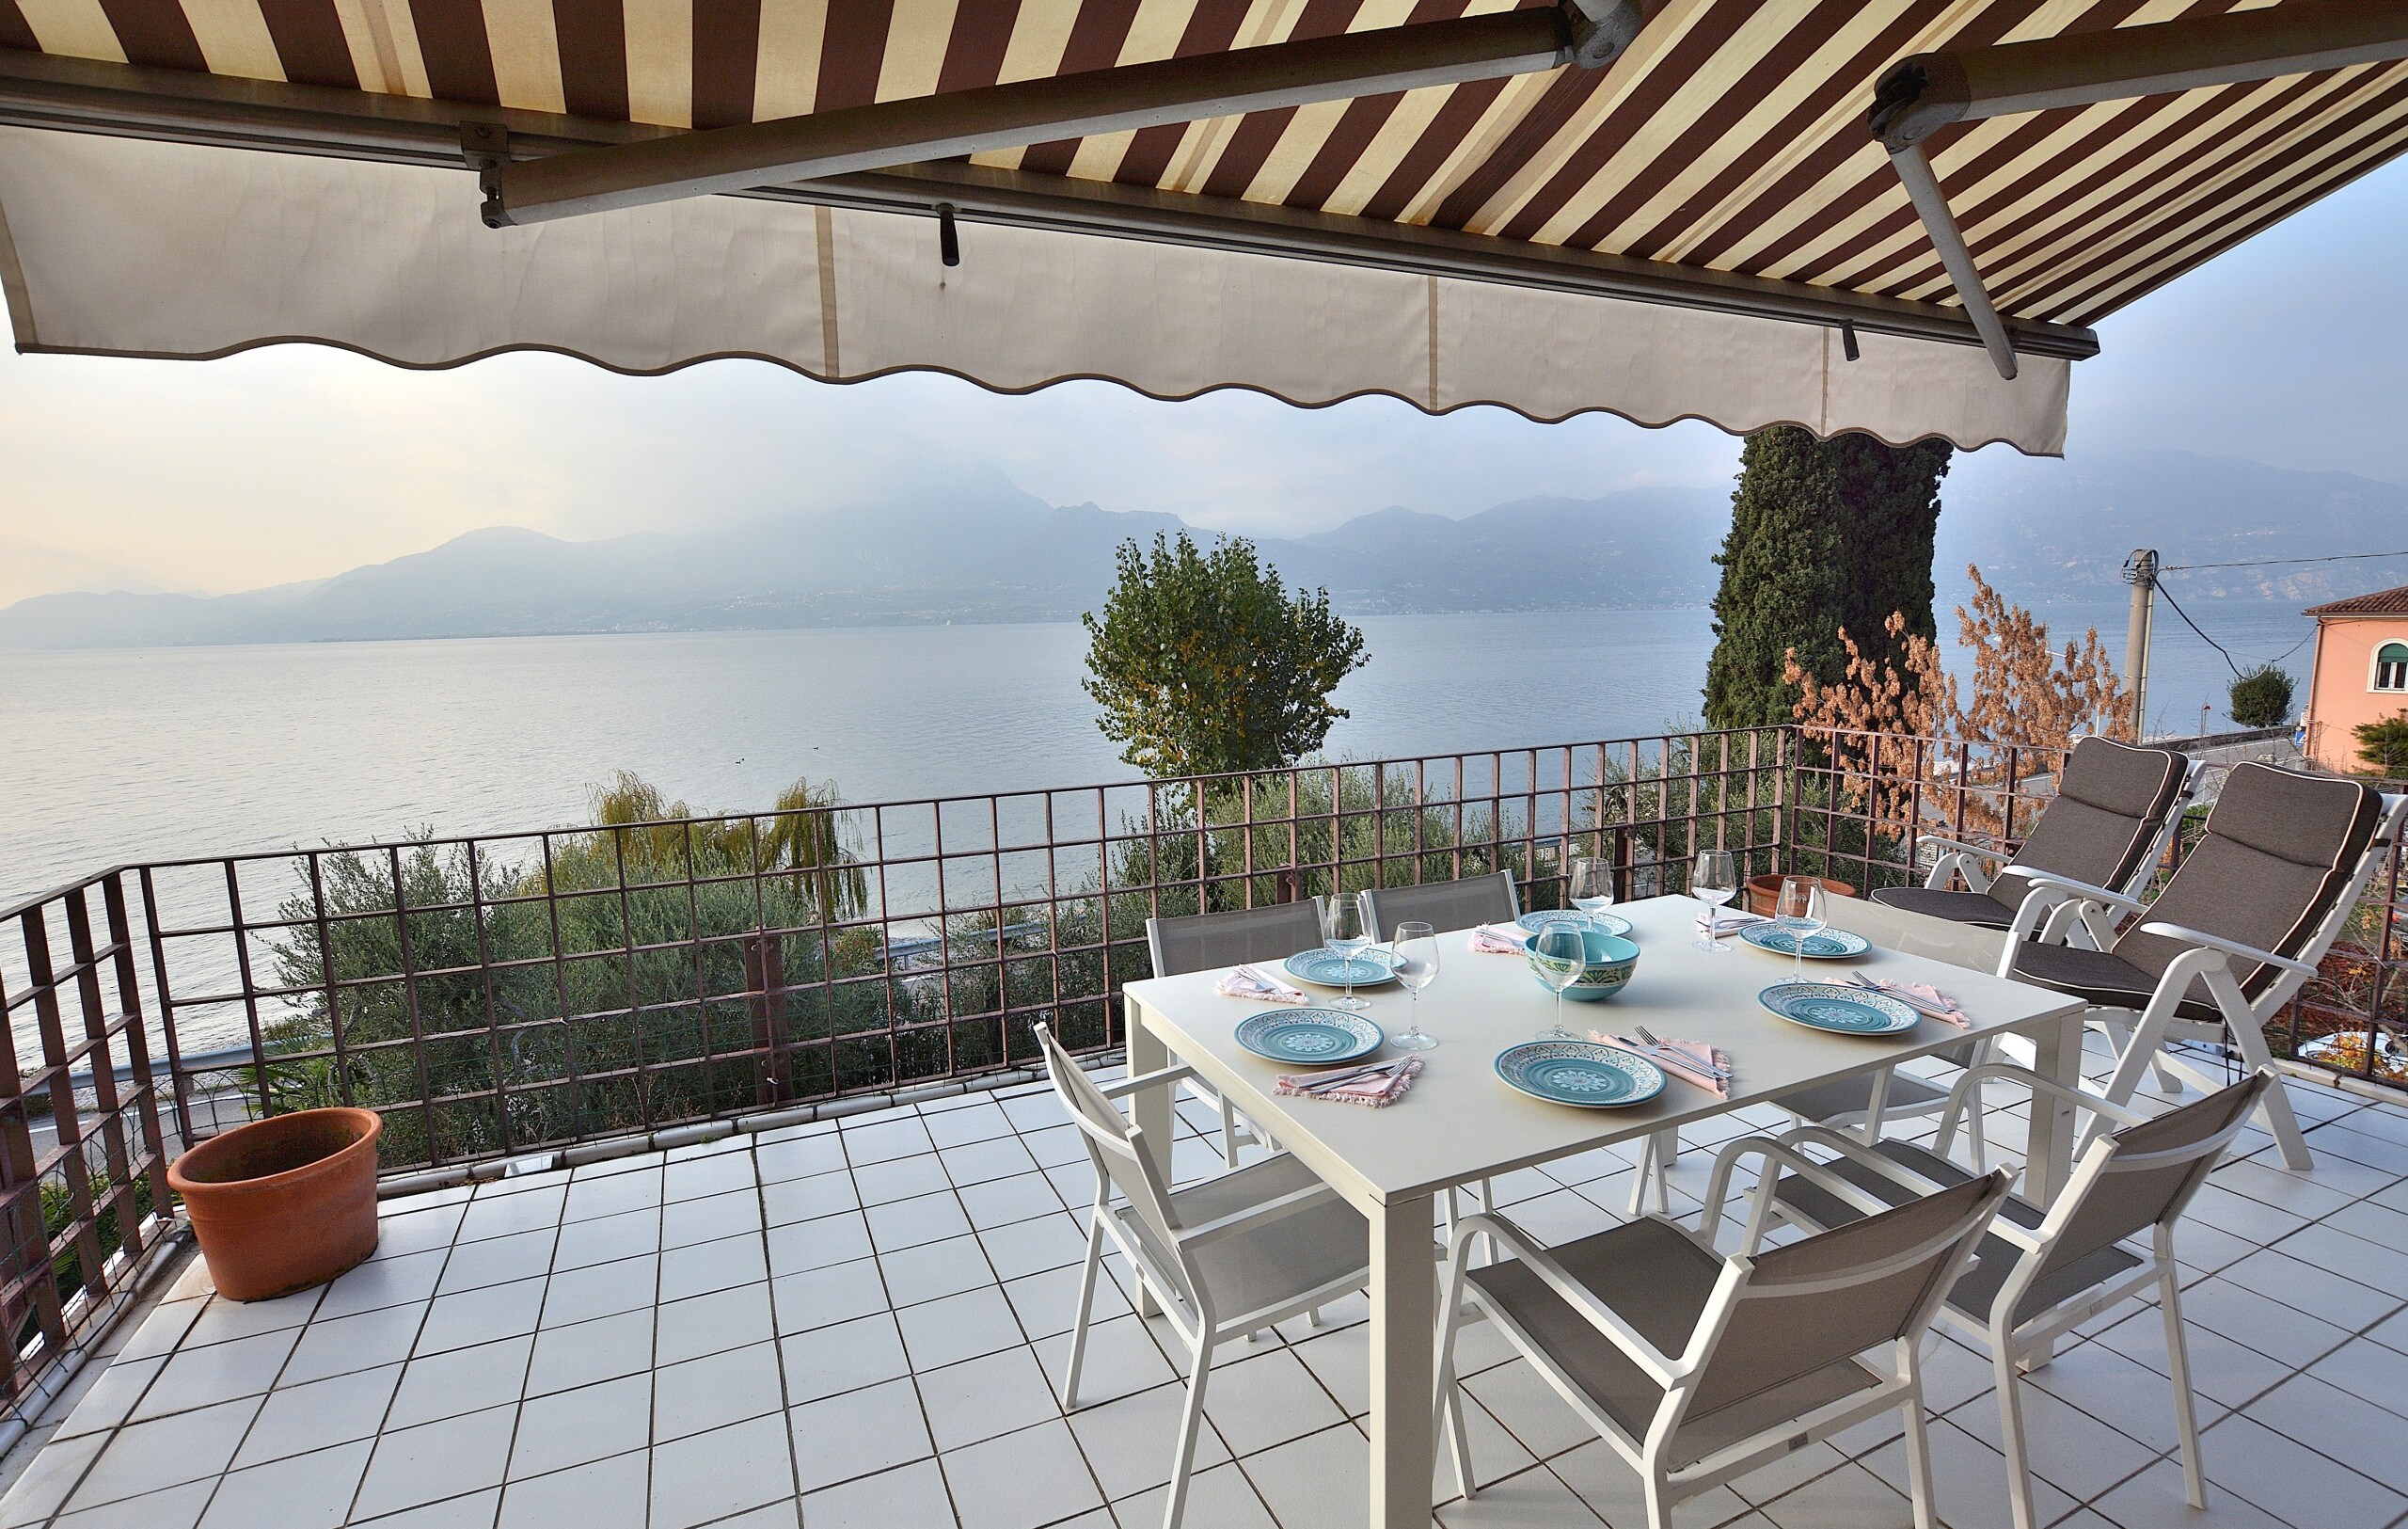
[2123,549,2158,742]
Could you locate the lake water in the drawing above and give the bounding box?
[1,597,2314,910]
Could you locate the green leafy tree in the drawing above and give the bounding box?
[1082,531,1368,777]
[2356,712,2408,776]
[2227,664,2295,728]
[1704,427,1951,729]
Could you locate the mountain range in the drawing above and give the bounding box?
[2,448,2400,649]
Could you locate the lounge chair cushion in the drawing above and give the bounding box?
[2110,765,2384,998]
[2005,942,2226,1023]
[1868,885,2024,929]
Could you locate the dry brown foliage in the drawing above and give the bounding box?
[1784,566,2130,843]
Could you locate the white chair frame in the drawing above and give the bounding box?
[1438,1143,2007,1529]
[1995,792,2407,1171]
[1038,1025,1368,1529]
[1754,1064,2269,1529]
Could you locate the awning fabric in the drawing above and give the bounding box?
[0,126,2067,448]
[2,0,2403,452]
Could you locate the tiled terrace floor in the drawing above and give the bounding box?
[6,1042,2408,1529]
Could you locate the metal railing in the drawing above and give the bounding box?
[3,723,2402,1419]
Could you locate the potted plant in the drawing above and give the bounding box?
[167,1107,382,1301]
[1745,871,1857,917]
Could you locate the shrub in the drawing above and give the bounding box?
[2227,664,2295,728]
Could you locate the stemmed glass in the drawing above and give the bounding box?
[1533,919,1586,1041]
[1691,851,1738,952]
[1388,921,1440,1051]
[1568,856,1615,924]
[1322,891,1374,1011]
[1773,876,1827,980]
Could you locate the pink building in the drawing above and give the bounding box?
[2301,583,2408,773]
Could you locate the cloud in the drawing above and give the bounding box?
[2,151,2403,606]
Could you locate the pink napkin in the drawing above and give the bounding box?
[1217,964,1311,1004]
[1274,1057,1424,1107]
[1851,975,1970,1027]
[1596,1033,1730,1099]
[1469,925,1528,954]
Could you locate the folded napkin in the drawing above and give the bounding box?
[1848,973,1969,1027]
[1695,906,1766,935]
[1469,924,1529,954]
[1216,964,1310,1004]
[1274,1057,1424,1107]
[1596,1033,1730,1099]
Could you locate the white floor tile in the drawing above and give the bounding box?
[508,1372,652,1480]
[658,1232,768,1302]
[652,1341,784,1442]
[771,1258,891,1336]
[788,1377,934,1493]
[131,1329,299,1421]
[939,1418,1102,1529]
[897,1286,1025,1372]
[656,1280,777,1365]
[436,1228,558,1295]
[195,1438,372,1529]
[497,1447,648,1529]
[230,1362,404,1467]
[525,1307,656,1396]
[648,1411,795,1529]
[539,1252,660,1330]
[53,1478,213,1529]
[799,1457,955,1529]
[416,1278,547,1357]
[780,1314,911,1406]
[350,1403,516,1521]
[62,1397,262,1509]
[662,1187,765,1250]
[384,1335,532,1430]
[915,1346,1061,1452]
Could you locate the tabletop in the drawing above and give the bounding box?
[1121,893,2084,1207]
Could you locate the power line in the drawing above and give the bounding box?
[2151,580,2312,679]
[2161,549,2408,572]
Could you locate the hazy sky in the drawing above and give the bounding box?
[3,155,2403,607]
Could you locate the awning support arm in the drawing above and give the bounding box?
[1869,0,2408,382]
[1886,142,2018,382]
[486,0,1640,228]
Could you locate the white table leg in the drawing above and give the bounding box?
[2023,1011,2084,1204]
[1128,1000,1173,1320]
[1369,1192,1437,1529]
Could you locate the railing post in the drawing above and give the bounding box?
[745,931,791,1107]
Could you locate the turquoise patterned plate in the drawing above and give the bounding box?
[1738,924,1872,960]
[1494,1041,1665,1107]
[1515,909,1635,938]
[1283,948,1402,988]
[1758,982,1919,1036]
[1235,1009,1384,1065]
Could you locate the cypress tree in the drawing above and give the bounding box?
[1703,427,1952,729]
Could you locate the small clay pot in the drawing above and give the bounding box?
[1745,872,1859,918]
[168,1107,382,1301]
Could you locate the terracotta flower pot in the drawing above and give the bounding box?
[168,1107,382,1302]
[1745,872,1859,918]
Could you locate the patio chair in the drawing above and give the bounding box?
[1436,1152,2006,1529]
[1145,900,1326,1166]
[1034,1022,1369,1529]
[1873,735,2196,942]
[1995,762,2402,1170]
[1360,870,1518,939]
[1756,1068,2273,1529]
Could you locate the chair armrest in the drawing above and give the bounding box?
[1175,1175,1340,1249]
[1100,1063,1202,1100]
[1918,833,2003,860]
[1698,1136,1900,1245]
[1938,1061,2147,1139]
[1451,1212,1688,1386]
[2132,921,2320,980]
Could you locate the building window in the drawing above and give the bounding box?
[2377,642,2408,692]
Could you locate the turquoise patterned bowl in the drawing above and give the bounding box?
[1521,928,1640,1003]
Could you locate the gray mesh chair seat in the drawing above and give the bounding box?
[1438,1143,2009,1529]
[1760,1069,2274,1529]
[1360,871,1517,939]
[1997,764,2400,1171]
[1869,735,2192,934]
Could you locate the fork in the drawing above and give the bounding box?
[1632,1026,1731,1079]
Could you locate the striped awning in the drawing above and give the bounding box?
[1,0,2403,452]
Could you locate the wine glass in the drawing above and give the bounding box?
[1389,921,1440,1051]
[1773,876,1827,980]
[1568,856,1615,924]
[1691,851,1737,952]
[1533,919,1586,1040]
[1322,891,1373,1011]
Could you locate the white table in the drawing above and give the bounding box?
[1121,893,2088,1529]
